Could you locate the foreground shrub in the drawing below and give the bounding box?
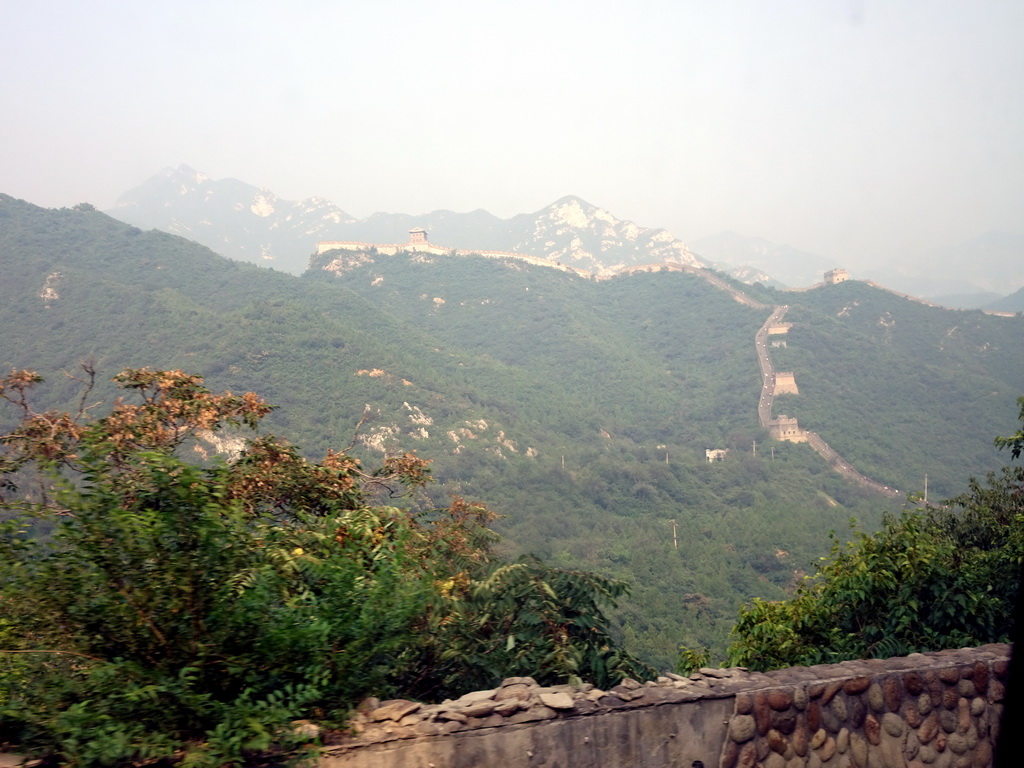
[727,419,1024,671]
[0,367,648,765]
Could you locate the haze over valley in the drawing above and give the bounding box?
[108,164,1024,312]
[4,2,1022,294]
[3,191,1022,666]
[4,4,1024,759]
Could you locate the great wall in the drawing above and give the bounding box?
[315,232,909,497]
[315,229,585,276]
[753,304,901,498]
[605,261,903,496]
[212,236,1016,767]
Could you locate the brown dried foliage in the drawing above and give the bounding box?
[1,365,435,518]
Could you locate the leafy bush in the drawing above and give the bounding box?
[0,367,648,766]
[726,408,1024,671]
[407,556,650,699]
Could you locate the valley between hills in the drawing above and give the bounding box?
[2,191,1022,668]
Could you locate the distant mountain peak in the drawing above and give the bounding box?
[541,196,618,230]
[152,164,211,191]
[107,168,704,277]
[107,167,355,273]
[173,164,207,183]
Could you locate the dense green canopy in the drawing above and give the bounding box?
[0,369,648,766]
[727,410,1024,670]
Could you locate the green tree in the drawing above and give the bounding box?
[726,400,1024,671]
[409,555,651,699]
[0,367,647,766]
[995,395,1024,459]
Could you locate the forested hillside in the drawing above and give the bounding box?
[763,282,1024,498]
[2,195,1020,666]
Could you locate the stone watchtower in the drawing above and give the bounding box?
[769,415,806,442]
[408,227,428,245]
[824,268,849,284]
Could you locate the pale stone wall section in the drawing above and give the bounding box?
[315,239,585,276]
[774,371,799,395]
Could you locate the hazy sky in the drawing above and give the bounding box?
[2,1,1022,272]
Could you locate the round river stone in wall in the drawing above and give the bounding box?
[883,678,903,712]
[939,708,957,734]
[809,729,827,750]
[735,692,754,714]
[768,689,793,711]
[882,713,904,737]
[767,729,787,754]
[849,731,868,767]
[844,677,871,695]
[917,692,933,715]
[868,684,885,713]
[792,686,808,711]
[806,701,821,732]
[771,708,798,734]
[942,687,959,710]
[918,711,939,744]
[939,667,960,684]
[792,721,809,757]
[729,715,756,743]
[973,662,989,695]
[830,694,848,722]
[902,672,924,696]
[864,714,881,746]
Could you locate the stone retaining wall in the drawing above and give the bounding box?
[320,644,1010,768]
[721,645,1008,768]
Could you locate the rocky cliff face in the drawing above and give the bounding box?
[504,196,702,277]
[107,167,705,277]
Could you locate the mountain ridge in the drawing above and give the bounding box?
[3,192,1022,666]
[107,166,704,277]
[692,229,1024,310]
[107,166,1024,306]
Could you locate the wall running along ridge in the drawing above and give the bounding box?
[320,644,1010,768]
